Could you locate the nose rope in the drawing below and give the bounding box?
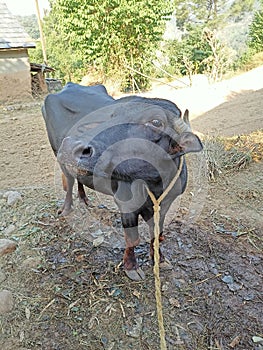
[146,156,184,350]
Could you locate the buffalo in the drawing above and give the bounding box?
[42,83,203,280]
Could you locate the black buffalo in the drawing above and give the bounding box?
[42,83,203,280]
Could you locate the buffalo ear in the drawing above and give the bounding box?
[61,97,81,113]
[177,132,203,154]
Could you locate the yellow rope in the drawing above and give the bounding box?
[146,157,184,350]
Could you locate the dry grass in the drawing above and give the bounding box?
[203,130,263,180]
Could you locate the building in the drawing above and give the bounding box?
[0,1,35,103]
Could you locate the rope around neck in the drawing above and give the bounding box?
[146,156,184,350]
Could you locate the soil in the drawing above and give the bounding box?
[0,68,262,350]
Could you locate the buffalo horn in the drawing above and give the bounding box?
[173,117,192,133]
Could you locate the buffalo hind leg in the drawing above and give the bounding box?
[150,234,165,263]
[58,173,74,216]
[78,181,89,205]
[142,210,173,270]
[150,234,173,270]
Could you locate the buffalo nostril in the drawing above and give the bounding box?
[82,146,94,158]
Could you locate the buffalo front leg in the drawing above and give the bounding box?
[58,173,75,216]
[121,214,145,281]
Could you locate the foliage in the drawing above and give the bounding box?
[248,4,263,52]
[172,0,225,29]
[202,28,233,82]
[235,50,263,71]
[228,0,255,22]
[16,14,40,39]
[28,7,89,82]
[220,22,250,58]
[173,0,255,29]
[166,25,212,76]
[28,41,43,63]
[25,0,259,87]
[159,0,257,82]
[44,0,172,90]
[43,11,85,82]
[161,24,231,83]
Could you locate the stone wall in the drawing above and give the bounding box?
[0,49,32,104]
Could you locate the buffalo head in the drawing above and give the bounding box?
[57,101,202,187]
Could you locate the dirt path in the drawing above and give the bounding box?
[0,103,55,190]
[145,65,263,136]
[192,88,263,136]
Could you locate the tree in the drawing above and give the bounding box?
[28,7,85,82]
[173,0,256,30]
[162,24,231,83]
[46,0,173,90]
[16,14,40,39]
[160,0,256,82]
[248,1,263,52]
[228,0,254,22]
[172,0,226,30]
[28,41,43,63]
[202,28,232,81]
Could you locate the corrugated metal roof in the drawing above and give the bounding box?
[0,1,36,49]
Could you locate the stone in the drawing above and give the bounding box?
[0,290,14,314]
[21,256,42,269]
[252,336,263,343]
[93,236,105,247]
[6,191,22,206]
[227,282,242,292]
[4,224,16,236]
[0,239,17,257]
[3,191,12,198]
[0,270,6,283]
[222,275,234,284]
[126,316,143,338]
[169,297,180,308]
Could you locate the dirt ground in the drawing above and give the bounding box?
[0,69,262,350]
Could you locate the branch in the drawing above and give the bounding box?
[124,65,190,90]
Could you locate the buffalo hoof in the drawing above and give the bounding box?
[159,258,173,270]
[79,196,89,206]
[124,267,146,281]
[57,207,73,216]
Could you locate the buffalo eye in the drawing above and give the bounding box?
[149,119,163,128]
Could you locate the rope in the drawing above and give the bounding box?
[146,157,184,350]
